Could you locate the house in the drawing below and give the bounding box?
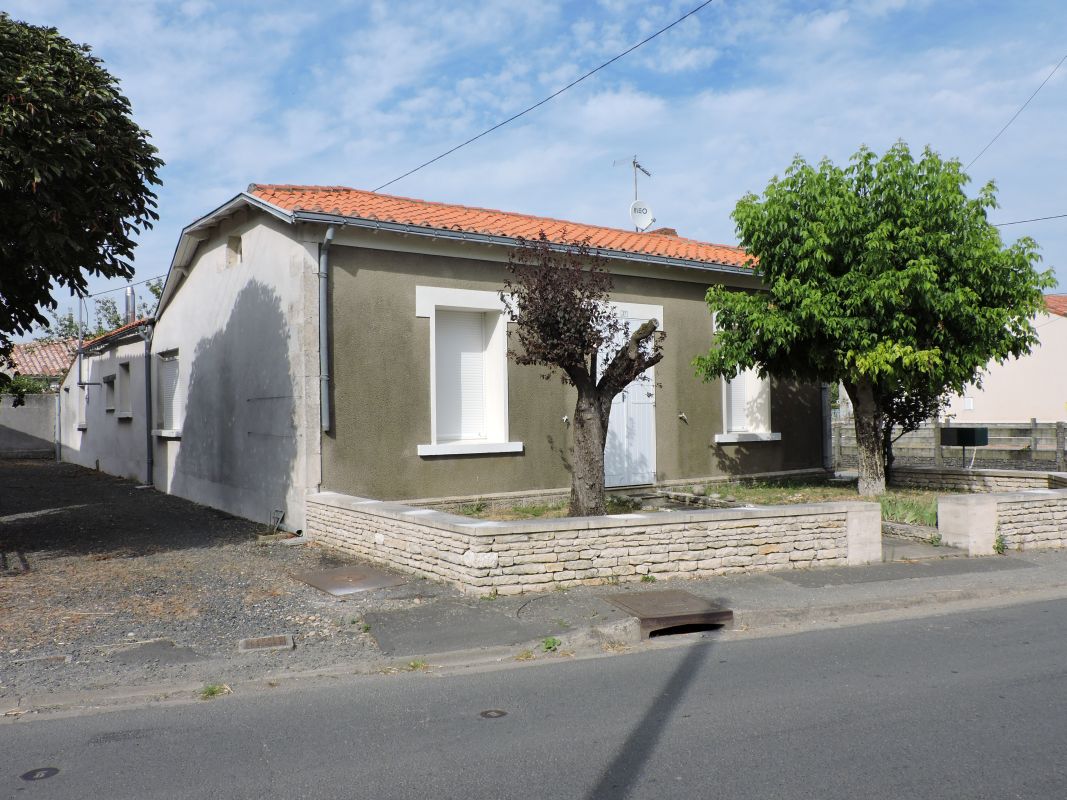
[59,185,829,531]
[6,338,78,388]
[944,294,1067,422]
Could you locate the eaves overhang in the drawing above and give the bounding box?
[290,210,754,277]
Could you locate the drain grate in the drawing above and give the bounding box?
[237,634,295,652]
[606,590,733,639]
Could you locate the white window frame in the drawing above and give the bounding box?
[153,350,183,438]
[116,361,133,419]
[103,374,116,413]
[715,368,782,444]
[415,286,523,457]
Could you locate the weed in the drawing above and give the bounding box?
[459,501,488,516]
[360,622,371,633]
[199,684,232,700]
[480,588,499,601]
[605,495,641,514]
[927,532,943,547]
[605,575,620,586]
[602,640,629,653]
[541,636,562,653]
[407,659,429,671]
[994,533,1007,555]
[515,649,535,661]
[640,574,657,583]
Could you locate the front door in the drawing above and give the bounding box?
[604,315,656,488]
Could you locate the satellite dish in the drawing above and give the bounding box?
[629,201,655,232]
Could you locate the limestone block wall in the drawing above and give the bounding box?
[306,491,882,595]
[890,466,1064,492]
[937,489,1067,555]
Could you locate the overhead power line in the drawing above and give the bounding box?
[993,213,1067,227]
[966,53,1067,170]
[83,273,167,299]
[372,0,718,192]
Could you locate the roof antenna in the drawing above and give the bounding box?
[613,155,655,232]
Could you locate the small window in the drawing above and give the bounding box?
[226,235,242,267]
[725,375,747,432]
[103,375,116,412]
[963,397,975,411]
[117,362,132,416]
[157,351,184,433]
[716,369,781,443]
[436,310,488,441]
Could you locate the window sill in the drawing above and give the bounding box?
[153,428,182,440]
[104,407,115,414]
[116,411,134,420]
[418,441,524,457]
[714,432,782,444]
[76,424,87,431]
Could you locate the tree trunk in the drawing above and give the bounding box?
[847,379,886,496]
[569,384,609,516]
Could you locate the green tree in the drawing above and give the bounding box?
[501,233,664,516]
[695,143,1053,496]
[0,13,162,397]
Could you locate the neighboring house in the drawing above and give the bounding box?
[6,338,78,388]
[944,294,1067,422]
[57,319,153,483]
[62,184,828,531]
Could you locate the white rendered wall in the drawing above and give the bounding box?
[945,312,1067,423]
[150,211,318,530]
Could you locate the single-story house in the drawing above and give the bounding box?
[5,338,77,388]
[59,185,830,530]
[944,294,1067,422]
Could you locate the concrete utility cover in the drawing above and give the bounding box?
[293,566,407,596]
[606,590,734,639]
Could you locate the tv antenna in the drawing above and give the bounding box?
[614,155,655,232]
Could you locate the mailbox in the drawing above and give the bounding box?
[940,427,989,447]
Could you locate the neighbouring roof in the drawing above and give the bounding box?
[248,184,751,269]
[9,338,78,377]
[82,318,153,351]
[1045,294,1067,318]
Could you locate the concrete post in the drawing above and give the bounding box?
[1031,418,1039,463]
[937,494,997,556]
[833,421,843,470]
[846,503,883,565]
[1057,421,1066,471]
[933,417,943,467]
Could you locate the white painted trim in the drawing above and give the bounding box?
[714,432,782,443]
[613,301,664,324]
[416,286,505,317]
[417,441,524,456]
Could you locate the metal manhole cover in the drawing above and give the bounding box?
[238,634,295,652]
[293,566,407,596]
[606,590,733,639]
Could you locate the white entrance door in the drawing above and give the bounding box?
[604,315,656,488]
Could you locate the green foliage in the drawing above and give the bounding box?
[541,636,562,653]
[640,574,657,583]
[605,494,641,514]
[0,13,162,365]
[6,374,46,395]
[994,533,1007,555]
[697,142,1054,490]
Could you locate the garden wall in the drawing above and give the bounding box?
[889,465,1066,492]
[0,394,56,458]
[306,491,882,595]
[938,488,1067,555]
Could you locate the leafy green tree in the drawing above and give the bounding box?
[696,142,1053,496]
[501,233,664,516]
[0,13,162,397]
[137,278,163,318]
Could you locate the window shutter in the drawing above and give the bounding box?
[726,375,747,432]
[159,356,181,429]
[436,310,485,441]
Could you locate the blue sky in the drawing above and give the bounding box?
[11,0,1067,328]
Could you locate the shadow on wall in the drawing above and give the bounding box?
[0,395,56,458]
[172,281,297,525]
[713,379,823,476]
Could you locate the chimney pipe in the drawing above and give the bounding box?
[125,284,137,324]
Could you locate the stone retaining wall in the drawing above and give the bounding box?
[307,491,882,595]
[890,466,1065,492]
[938,489,1067,555]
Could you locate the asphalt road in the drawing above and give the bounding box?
[5,599,1067,800]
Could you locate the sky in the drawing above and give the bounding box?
[10,0,1067,333]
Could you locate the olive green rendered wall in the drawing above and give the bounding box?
[323,245,823,501]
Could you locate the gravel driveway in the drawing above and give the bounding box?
[0,460,456,701]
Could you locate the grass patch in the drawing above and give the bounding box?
[199,683,232,700]
[541,636,562,653]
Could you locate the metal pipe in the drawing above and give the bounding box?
[143,326,154,486]
[318,225,337,432]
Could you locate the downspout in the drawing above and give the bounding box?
[142,324,154,486]
[318,225,337,432]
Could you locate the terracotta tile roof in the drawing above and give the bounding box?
[9,338,77,377]
[1045,294,1067,318]
[83,318,152,350]
[248,184,750,269]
